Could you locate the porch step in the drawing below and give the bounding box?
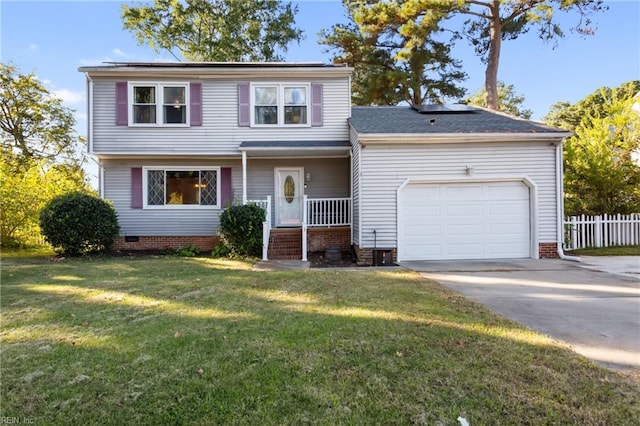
[268,229,302,260]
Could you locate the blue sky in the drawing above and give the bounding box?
[1,0,639,182]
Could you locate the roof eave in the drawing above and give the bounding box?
[356,132,572,145]
[78,64,353,79]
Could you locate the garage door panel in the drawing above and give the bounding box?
[445,185,484,200]
[446,204,484,217]
[399,181,531,261]
[447,224,485,236]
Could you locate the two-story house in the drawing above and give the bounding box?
[79,62,571,264]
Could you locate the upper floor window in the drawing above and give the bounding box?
[130,83,189,126]
[251,84,309,127]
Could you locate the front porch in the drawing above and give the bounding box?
[249,195,352,261]
[238,141,353,261]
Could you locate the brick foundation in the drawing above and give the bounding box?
[112,236,220,252]
[539,242,559,259]
[307,227,351,252]
[353,244,397,266]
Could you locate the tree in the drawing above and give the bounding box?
[464,81,532,118]
[0,156,90,247]
[0,63,90,247]
[121,0,304,62]
[545,81,640,215]
[319,0,467,106]
[451,0,607,111]
[1,63,83,169]
[343,1,606,110]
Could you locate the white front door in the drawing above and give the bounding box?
[275,168,304,227]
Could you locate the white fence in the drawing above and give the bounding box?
[564,213,640,250]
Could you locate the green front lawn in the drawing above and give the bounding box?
[1,255,638,424]
[566,245,640,256]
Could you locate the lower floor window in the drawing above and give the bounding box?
[147,169,218,207]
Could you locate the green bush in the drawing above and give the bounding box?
[218,204,266,258]
[162,244,201,257]
[39,192,120,256]
[211,241,232,258]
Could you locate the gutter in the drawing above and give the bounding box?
[358,132,573,145]
[555,138,580,261]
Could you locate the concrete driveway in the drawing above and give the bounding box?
[400,259,640,370]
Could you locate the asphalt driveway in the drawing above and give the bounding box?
[400,259,640,370]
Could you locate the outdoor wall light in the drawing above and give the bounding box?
[306,172,311,182]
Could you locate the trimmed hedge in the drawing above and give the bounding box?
[39,192,120,256]
[218,204,265,257]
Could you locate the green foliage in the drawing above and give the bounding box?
[218,204,265,258]
[1,63,85,167]
[545,81,640,131]
[210,241,232,258]
[547,81,640,215]
[464,81,533,119]
[39,192,120,256]
[320,1,466,106]
[121,0,304,61]
[162,244,202,257]
[354,1,606,110]
[0,156,90,247]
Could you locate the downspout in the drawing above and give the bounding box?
[555,138,580,261]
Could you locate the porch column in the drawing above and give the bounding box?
[242,151,247,204]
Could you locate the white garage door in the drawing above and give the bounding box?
[399,181,531,261]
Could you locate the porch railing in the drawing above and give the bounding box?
[247,196,271,261]
[306,197,351,227]
[247,196,351,262]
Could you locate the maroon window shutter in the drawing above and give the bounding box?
[238,83,250,127]
[131,167,143,209]
[311,83,323,127]
[190,82,202,126]
[220,167,233,207]
[116,82,128,126]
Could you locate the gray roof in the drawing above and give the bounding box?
[349,106,569,135]
[240,140,350,149]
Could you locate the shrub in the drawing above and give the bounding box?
[39,192,120,256]
[211,241,231,258]
[218,204,266,257]
[162,244,201,257]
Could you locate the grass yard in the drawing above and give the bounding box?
[566,245,640,256]
[1,255,639,425]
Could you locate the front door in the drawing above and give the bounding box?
[275,168,304,227]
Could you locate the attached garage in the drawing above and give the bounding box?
[398,180,532,261]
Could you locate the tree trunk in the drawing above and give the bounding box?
[485,0,501,111]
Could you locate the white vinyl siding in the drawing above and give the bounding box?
[358,141,558,249]
[92,78,350,154]
[103,159,241,236]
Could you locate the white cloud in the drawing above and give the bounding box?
[113,48,130,58]
[28,44,38,51]
[53,89,85,105]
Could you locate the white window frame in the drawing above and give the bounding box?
[128,82,190,127]
[250,83,311,128]
[142,166,220,209]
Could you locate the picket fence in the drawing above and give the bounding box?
[564,213,640,250]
